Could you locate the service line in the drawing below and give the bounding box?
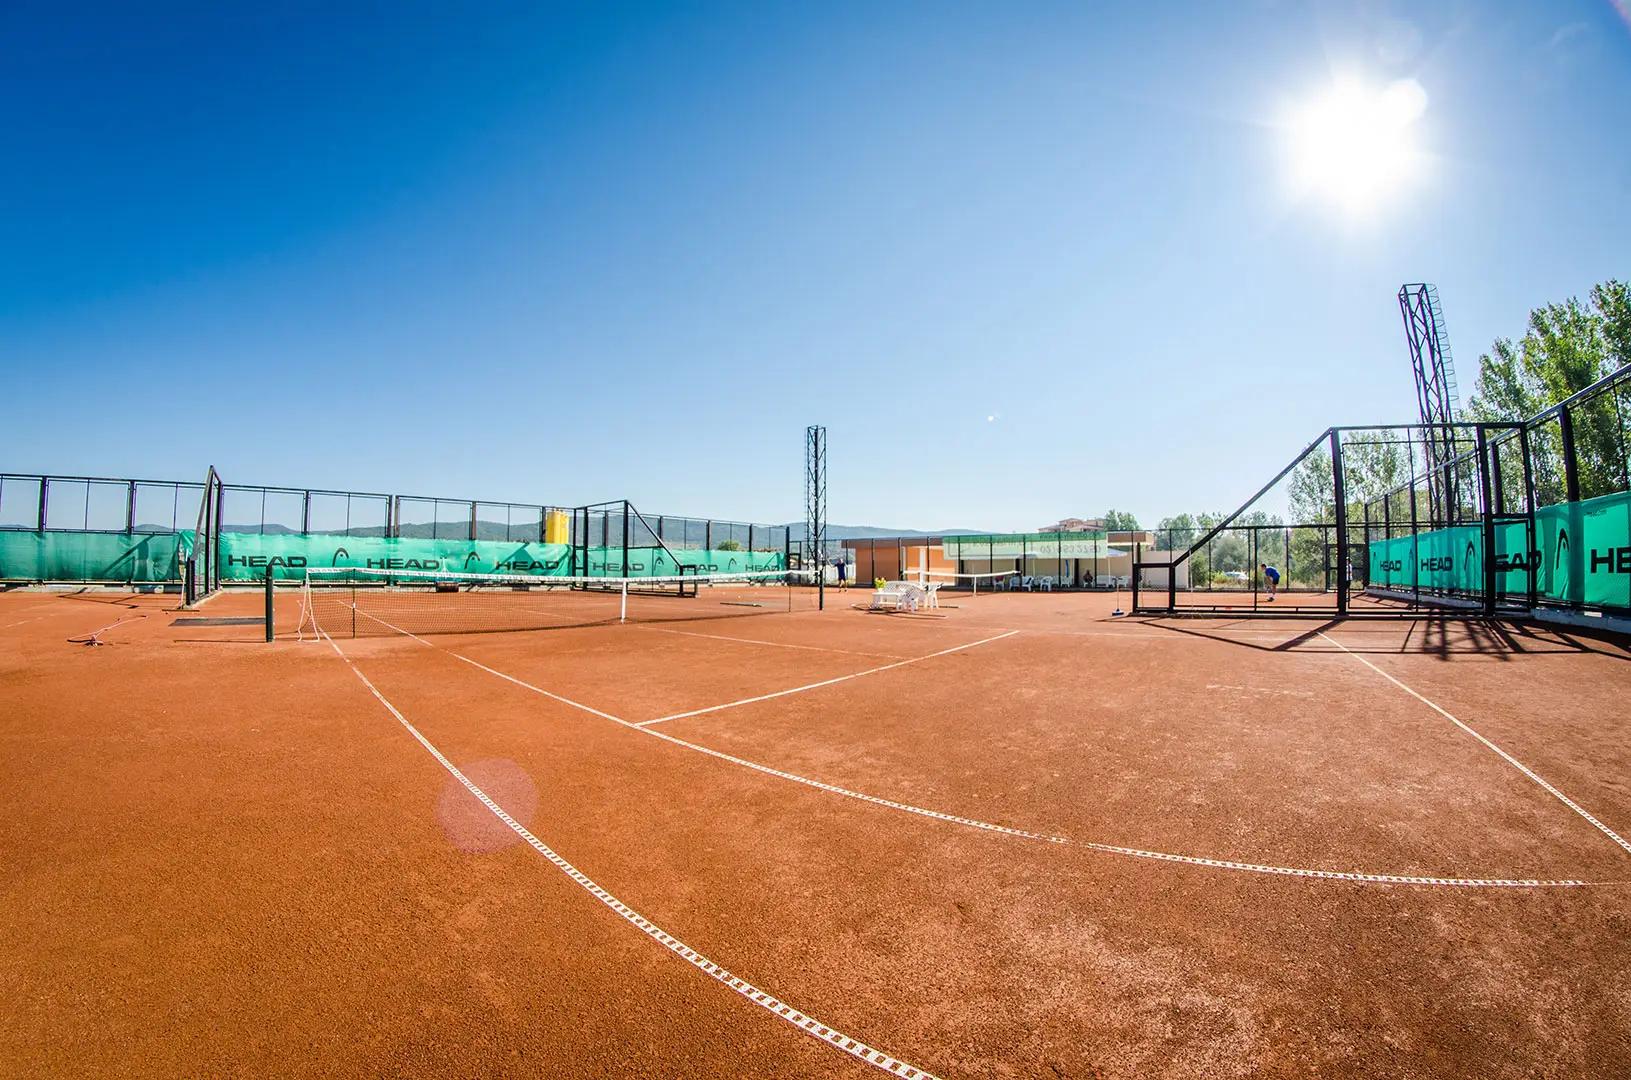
[637,624,909,660]
[636,630,1020,727]
[316,628,943,1080]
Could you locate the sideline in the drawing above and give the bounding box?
[1319,630,1631,859]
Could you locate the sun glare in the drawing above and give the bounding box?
[1285,77,1428,214]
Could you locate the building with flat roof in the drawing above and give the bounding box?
[844,531,1187,590]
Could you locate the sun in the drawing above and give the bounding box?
[1284,77,1428,214]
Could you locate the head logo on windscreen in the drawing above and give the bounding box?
[330,546,350,566]
[464,551,481,570]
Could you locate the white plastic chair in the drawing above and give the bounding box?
[1021,575,1035,592]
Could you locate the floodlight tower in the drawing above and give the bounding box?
[804,425,827,610]
[1398,284,1461,522]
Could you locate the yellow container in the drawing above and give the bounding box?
[544,510,570,545]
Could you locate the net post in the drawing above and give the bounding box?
[620,576,628,623]
[184,556,197,607]
[265,563,275,642]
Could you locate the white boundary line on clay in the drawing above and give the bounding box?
[1319,630,1631,859]
[635,631,1019,726]
[320,608,1610,889]
[635,624,909,660]
[316,628,943,1080]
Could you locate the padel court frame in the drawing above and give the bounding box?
[569,500,700,597]
[1135,357,1631,623]
[1133,422,1537,619]
[183,466,225,607]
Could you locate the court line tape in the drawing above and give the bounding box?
[338,610,1605,889]
[637,624,909,660]
[635,631,1020,726]
[1,614,56,631]
[1318,630,1631,860]
[315,628,943,1080]
[67,612,153,644]
[1,599,146,632]
[883,620,1332,641]
[0,601,69,628]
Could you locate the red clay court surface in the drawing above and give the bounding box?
[3,585,1630,1078]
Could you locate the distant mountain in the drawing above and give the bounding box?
[785,523,985,542]
[220,520,988,545]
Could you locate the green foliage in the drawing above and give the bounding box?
[1154,513,1201,548]
[715,539,742,551]
[1466,279,1631,499]
[1289,449,1334,523]
[1103,509,1140,531]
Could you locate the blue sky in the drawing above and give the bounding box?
[2,2,1628,530]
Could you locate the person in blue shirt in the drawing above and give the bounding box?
[1260,563,1280,601]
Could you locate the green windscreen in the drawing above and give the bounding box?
[0,530,188,582]
[1366,488,1630,608]
[215,532,786,582]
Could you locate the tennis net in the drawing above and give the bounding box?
[294,566,818,639]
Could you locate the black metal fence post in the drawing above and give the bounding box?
[1558,404,1581,503]
[1331,431,1348,615]
[1519,425,1538,611]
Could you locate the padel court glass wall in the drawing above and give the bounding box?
[1134,361,1631,620]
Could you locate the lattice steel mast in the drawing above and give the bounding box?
[1398,284,1461,522]
[804,425,827,611]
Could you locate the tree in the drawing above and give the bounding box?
[1103,509,1140,531]
[1155,513,1199,551]
[1466,280,1631,499]
[1288,449,1334,524]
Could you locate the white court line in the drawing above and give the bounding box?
[635,631,1021,727]
[885,620,1330,641]
[1319,630,1631,860]
[638,624,908,660]
[0,601,67,627]
[341,609,1605,888]
[315,628,943,1080]
[0,616,56,636]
